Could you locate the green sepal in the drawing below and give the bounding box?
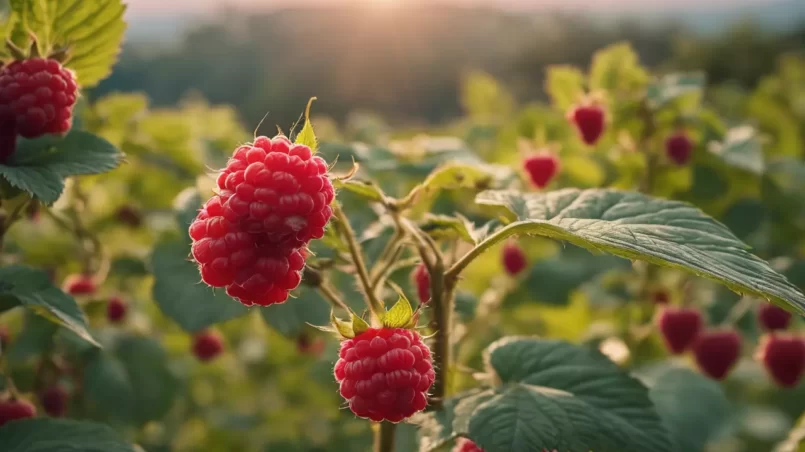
[294,97,318,152]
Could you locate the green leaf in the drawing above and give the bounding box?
[708,125,764,175]
[0,131,124,204]
[0,265,98,346]
[419,214,484,245]
[294,97,318,152]
[5,311,58,364]
[381,295,414,329]
[259,288,330,338]
[403,162,511,209]
[0,418,136,452]
[150,237,249,332]
[84,351,136,423]
[352,312,370,336]
[10,0,127,88]
[589,42,649,94]
[643,367,730,452]
[412,389,496,452]
[173,187,203,241]
[333,179,386,203]
[545,65,585,111]
[474,189,805,314]
[646,72,706,109]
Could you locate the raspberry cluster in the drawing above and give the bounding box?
[334,327,435,423]
[189,136,334,306]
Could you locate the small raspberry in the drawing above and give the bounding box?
[0,398,36,426]
[0,58,78,139]
[106,296,127,323]
[62,274,97,296]
[522,152,560,189]
[115,205,142,228]
[214,136,334,248]
[39,385,69,417]
[757,334,805,388]
[693,329,741,380]
[665,131,694,165]
[454,438,484,452]
[568,104,605,145]
[297,333,326,357]
[757,303,792,332]
[501,241,527,276]
[334,327,435,423]
[656,307,702,354]
[412,263,431,305]
[652,289,669,304]
[192,330,224,362]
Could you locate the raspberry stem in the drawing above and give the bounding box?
[373,421,397,452]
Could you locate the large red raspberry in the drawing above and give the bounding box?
[192,330,224,362]
[0,398,36,427]
[757,334,805,388]
[39,385,69,417]
[214,136,333,248]
[501,241,527,276]
[522,152,560,189]
[693,329,741,380]
[757,303,792,332]
[334,327,435,423]
[656,307,702,355]
[412,263,431,305]
[568,104,605,146]
[0,58,78,139]
[665,131,694,165]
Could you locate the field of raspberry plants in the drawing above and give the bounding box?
[0,1,804,451]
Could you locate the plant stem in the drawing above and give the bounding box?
[722,296,754,326]
[318,281,350,313]
[373,421,396,452]
[446,222,527,282]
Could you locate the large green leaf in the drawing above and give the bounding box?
[259,288,330,338]
[4,311,58,364]
[0,131,124,204]
[10,0,127,88]
[0,418,136,452]
[150,237,249,333]
[0,265,98,346]
[412,389,496,452]
[474,189,805,314]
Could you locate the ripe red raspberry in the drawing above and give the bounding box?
[522,152,560,189]
[334,327,435,423]
[0,58,78,139]
[214,136,334,248]
[757,334,805,388]
[665,131,694,165]
[39,385,69,417]
[0,398,36,427]
[656,307,702,354]
[106,296,127,323]
[412,263,431,305]
[693,329,741,380]
[757,303,792,332]
[192,330,224,362]
[568,104,605,145]
[62,274,97,296]
[454,438,484,452]
[297,333,326,357]
[501,241,527,276]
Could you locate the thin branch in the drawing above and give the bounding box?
[319,281,350,313]
[373,421,396,452]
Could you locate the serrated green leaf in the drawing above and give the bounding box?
[150,237,249,332]
[419,214,480,244]
[0,418,136,452]
[411,389,496,452]
[10,0,127,88]
[334,179,385,203]
[0,265,98,346]
[381,295,414,329]
[545,65,585,111]
[475,189,805,314]
[259,288,330,338]
[589,42,649,94]
[646,72,706,109]
[295,97,318,152]
[708,125,764,174]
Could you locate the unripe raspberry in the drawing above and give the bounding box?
[522,152,559,189]
[62,274,97,296]
[568,104,605,146]
[665,131,694,166]
[693,329,741,380]
[214,136,334,248]
[0,58,78,139]
[39,385,69,417]
[757,303,792,332]
[192,330,224,362]
[106,296,127,323]
[297,333,326,357]
[0,398,36,426]
[334,327,435,422]
[656,307,702,354]
[757,334,805,388]
[454,438,484,452]
[412,263,431,305]
[501,241,527,276]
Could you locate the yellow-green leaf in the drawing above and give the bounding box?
[589,42,649,95]
[545,65,586,111]
[331,311,355,339]
[295,97,318,152]
[352,312,370,336]
[382,295,414,329]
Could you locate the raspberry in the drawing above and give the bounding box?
[334,327,435,422]
[39,385,69,417]
[757,334,805,388]
[652,289,669,304]
[192,330,224,362]
[568,104,605,145]
[214,136,333,248]
[106,296,127,323]
[454,438,484,452]
[656,307,702,354]
[501,241,527,276]
[0,58,78,139]
[665,131,694,165]
[62,274,97,296]
[0,398,36,426]
[693,329,741,380]
[115,205,142,227]
[412,263,431,305]
[297,333,326,357]
[522,152,560,189]
[757,303,792,332]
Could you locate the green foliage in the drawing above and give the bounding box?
[0,418,137,451]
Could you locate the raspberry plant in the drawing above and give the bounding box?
[0,1,804,451]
